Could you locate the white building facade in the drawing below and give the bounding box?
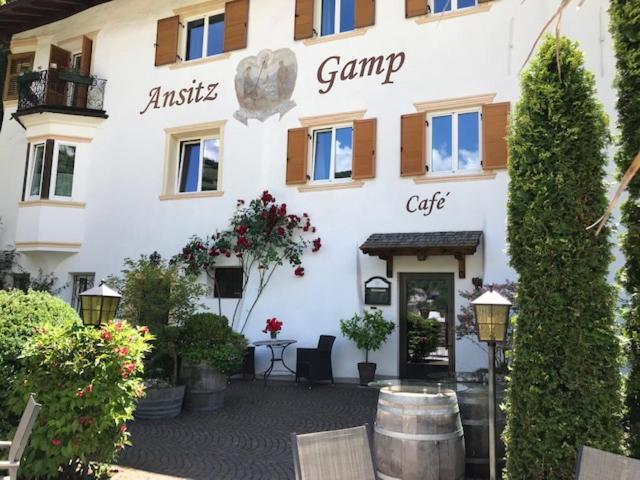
[0,0,618,380]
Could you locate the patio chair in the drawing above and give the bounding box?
[291,425,376,480]
[0,394,41,480]
[295,335,335,386]
[575,445,640,480]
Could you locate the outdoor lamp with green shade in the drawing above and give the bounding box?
[79,282,122,327]
[472,286,512,343]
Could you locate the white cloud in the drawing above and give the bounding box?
[459,148,480,170]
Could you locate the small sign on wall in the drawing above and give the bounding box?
[365,276,391,306]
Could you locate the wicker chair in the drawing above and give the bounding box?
[291,425,376,480]
[295,335,335,386]
[575,446,640,480]
[0,395,41,480]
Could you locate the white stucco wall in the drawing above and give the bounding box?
[0,0,622,380]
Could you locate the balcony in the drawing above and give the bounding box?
[14,70,107,119]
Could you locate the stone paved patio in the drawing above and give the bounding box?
[117,380,378,480]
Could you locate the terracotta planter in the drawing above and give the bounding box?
[357,362,377,386]
[181,360,227,411]
[135,384,185,420]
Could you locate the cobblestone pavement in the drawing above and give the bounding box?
[117,380,378,480]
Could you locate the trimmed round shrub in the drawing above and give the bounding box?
[504,36,623,479]
[177,313,248,373]
[0,290,80,436]
[8,320,152,479]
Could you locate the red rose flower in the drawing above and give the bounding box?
[312,238,322,252]
[294,267,305,277]
[236,225,248,235]
[278,203,287,217]
[277,227,286,237]
[51,438,62,446]
[261,191,274,204]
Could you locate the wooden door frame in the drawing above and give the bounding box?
[398,272,456,378]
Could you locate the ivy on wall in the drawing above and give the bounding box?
[610,0,640,458]
[503,36,623,479]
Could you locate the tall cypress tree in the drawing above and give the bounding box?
[504,36,623,479]
[610,0,640,458]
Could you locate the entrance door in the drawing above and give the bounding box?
[399,273,455,380]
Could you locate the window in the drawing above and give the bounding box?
[433,0,477,13]
[177,138,220,193]
[429,110,481,174]
[54,145,76,197]
[29,143,46,198]
[71,273,95,311]
[27,142,77,200]
[312,125,353,182]
[185,13,225,61]
[214,267,243,298]
[319,0,355,36]
[3,52,35,101]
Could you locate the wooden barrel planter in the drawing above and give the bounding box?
[374,385,466,480]
[135,384,185,420]
[181,361,227,412]
[457,384,506,479]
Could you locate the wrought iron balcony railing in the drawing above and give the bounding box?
[16,70,107,115]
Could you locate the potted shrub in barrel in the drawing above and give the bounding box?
[177,313,247,411]
[340,309,395,386]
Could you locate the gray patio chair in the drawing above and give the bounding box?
[576,445,640,480]
[0,395,41,480]
[291,425,376,480]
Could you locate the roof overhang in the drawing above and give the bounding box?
[360,231,483,278]
[0,0,112,41]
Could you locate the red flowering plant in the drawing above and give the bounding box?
[263,317,283,335]
[8,320,153,479]
[173,191,322,333]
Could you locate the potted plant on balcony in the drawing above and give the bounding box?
[177,312,247,411]
[340,309,395,386]
[107,253,205,419]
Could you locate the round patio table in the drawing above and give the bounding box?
[253,339,297,386]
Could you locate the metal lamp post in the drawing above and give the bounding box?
[79,282,122,327]
[472,285,512,480]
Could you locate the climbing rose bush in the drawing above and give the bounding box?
[9,320,153,479]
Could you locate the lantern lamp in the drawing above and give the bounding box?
[472,286,512,343]
[79,282,122,327]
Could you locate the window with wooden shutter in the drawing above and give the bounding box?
[355,0,376,28]
[406,0,428,18]
[3,52,35,101]
[74,36,93,108]
[155,16,180,66]
[401,112,426,176]
[482,102,510,170]
[294,0,314,40]
[286,128,308,185]
[223,0,249,52]
[352,118,376,179]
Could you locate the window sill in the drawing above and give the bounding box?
[169,52,232,70]
[19,200,86,209]
[297,181,365,192]
[159,191,224,201]
[303,27,370,46]
[413,171,497,184]
[414,2,493,24]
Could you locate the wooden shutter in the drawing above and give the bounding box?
[41,139,55,200]
[406,0,428,18]
[74,36,93,108]
[355,0,375,28]
[223,0,250,52]
[21,143,31,202]
[3,52,35,101]
[46,45,71,106]
[155,16,180,66]
[352,119,376,179]
[294,0,314,40]
[286,128,308,185]
[482,102,510,170]
[401,112,426,176]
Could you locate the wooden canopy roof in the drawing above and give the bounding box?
[360,231,483,278]
[0,0,112,41]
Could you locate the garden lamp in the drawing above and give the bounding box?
[79,281,121,327]
[471,285,512,480]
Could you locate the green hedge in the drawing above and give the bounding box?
[610,0,640,457]
[504,36,623,479]
[0,290,80,436]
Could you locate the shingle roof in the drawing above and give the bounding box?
[360,231,482,255]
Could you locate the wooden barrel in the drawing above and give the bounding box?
[375,386,466,480]
[135,385,185,420]
[181,361,227,412]
[457,384,506,479]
